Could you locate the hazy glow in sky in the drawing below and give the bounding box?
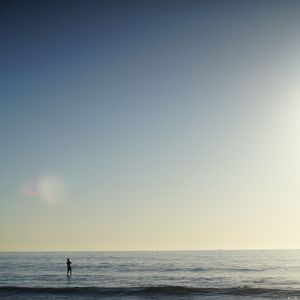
[22,174,68,206]
[1,1,300,251]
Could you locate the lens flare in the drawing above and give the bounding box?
[21,174,68,206]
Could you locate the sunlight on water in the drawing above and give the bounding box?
[1,250,300,299]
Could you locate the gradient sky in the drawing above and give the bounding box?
[1,0,300,251]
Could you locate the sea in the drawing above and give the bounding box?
[1,250,300,299]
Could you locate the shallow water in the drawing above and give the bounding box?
[1,250,300,299]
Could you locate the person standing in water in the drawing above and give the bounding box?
[66,258,72,276]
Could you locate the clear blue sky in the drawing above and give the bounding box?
[1,0,300,250]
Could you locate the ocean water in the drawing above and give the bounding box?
[1,250,300,299]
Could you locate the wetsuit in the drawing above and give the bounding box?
[67,260,72,275]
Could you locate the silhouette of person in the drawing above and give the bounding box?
[66,258,72,276]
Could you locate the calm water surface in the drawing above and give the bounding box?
[1,250,300,299]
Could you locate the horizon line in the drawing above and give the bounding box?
[1,248,300,253]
